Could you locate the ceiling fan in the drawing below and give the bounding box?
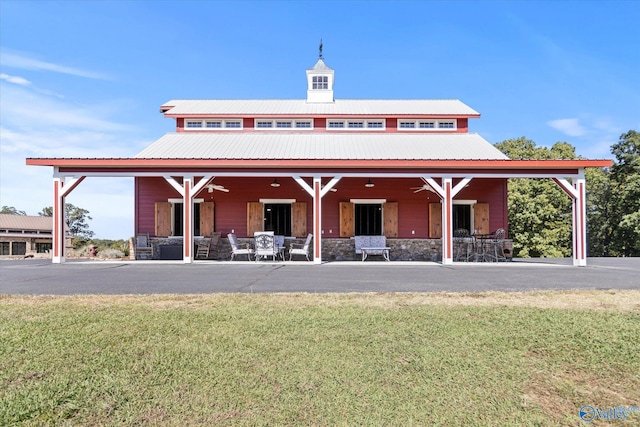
[410,183,437,194]
[321,185,338,192]
[206,183,229,193]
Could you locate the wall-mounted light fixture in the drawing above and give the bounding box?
[271,179,281,187]
[365,179,375,188]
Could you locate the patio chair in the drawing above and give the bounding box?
[274,235,286,260]
[289,234,313,261]
[228,233,254,261]
[254,231,279,261]
[135,233,153,260]
[453,228,474,262]
[490,228,507,262]
[196,231,221,260]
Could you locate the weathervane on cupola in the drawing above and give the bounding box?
[306,39,334,103]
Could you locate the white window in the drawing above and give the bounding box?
[312,75,328,89]
[186,120,203,128]
[253,119,312,130]
[327,119,386,130]
[397,119,457,131]
[184,119,243,130]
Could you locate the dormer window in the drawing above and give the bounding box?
[313,76,328,90]
[327,119,386,130]
[254,119,314,130]
[183,119,243,130]
[186,120,203,128]
[398,119,457,131]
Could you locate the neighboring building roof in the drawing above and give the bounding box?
[134,132,508,161]
[0,214,53,232]
[160,99,481,117]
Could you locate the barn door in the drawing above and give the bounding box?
[199,201,215,236]
[246,202,263,237]
[339,201,354,237]
[291,202,307,237]
[155,202,172,237]
[383,202,398,238]
[474,203,490,235]
[429,203,442,238]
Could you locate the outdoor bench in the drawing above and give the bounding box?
[354,236,390,261]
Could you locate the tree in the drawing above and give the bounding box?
[0,206,27,215]
[40,203,95,241]
[494,137,575,257]
[593,130,640,256]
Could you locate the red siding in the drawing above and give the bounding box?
[136,176,508,239]
[135,177,182,236]
[457,118,468,133]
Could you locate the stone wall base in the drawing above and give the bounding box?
[134,237,511,262]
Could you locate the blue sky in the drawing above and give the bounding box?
[1,0,638,239]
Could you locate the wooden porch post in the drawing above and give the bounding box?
[51,173,85,264]
[441,178,454,265]
[313,177,322,264]
[183,177,193,264]
[52,177,65,264]
[573,175,587,267]
[553,173,587,267]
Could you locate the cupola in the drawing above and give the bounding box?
[306,40,335,103]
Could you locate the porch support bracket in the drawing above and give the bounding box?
[293,175,342,264]
[51,174,86,264]
[553,174,587,266]
[162,175,214,264]
[423,176,473,265]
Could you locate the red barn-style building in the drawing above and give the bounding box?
[27,53,610,266]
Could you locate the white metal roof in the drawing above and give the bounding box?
[160,99,480,116]
[134,132,507,161]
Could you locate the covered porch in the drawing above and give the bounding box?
[25,158,610,267]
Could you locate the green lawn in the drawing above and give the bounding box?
[1,292,639,426]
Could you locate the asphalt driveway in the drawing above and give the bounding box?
[1,257,638,295]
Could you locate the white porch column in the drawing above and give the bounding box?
[293,175,340,264]
[312,177,322,264]
[553,174,587,267]
[183,176,194,264]
[441,178,454,265]
[573,175,587,266]
[52,177,65,264]
[51,174,85,264]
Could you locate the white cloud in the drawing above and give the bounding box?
[0,80,150,239]
[0,73,31,86]
[1,49,109,80]
[548,118,587,137]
